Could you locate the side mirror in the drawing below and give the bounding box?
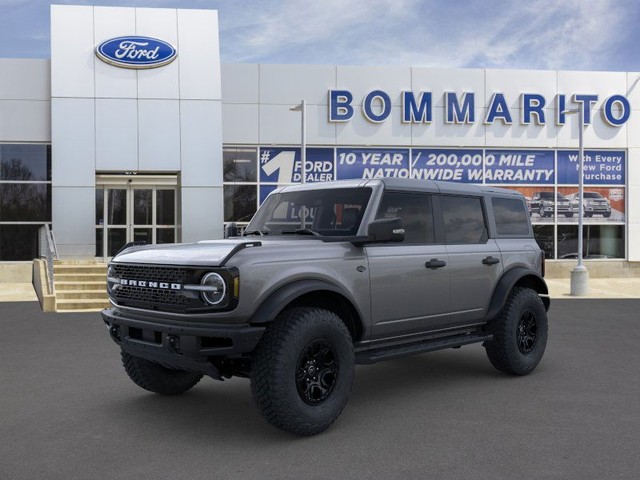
[366,217,405,243]
[225,222,239,238]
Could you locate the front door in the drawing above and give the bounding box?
[95,176,177,259]
[365,191,451,342]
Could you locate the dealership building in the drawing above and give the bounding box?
[1,4,639,282]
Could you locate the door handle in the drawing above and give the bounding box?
[425,259,447,269]
[482,256,500,265]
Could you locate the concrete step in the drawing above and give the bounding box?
[55,273,107,283]
[54,265,107,275]
[55,281,107,291]
[55,298,111,311]
[56,290,108,300]
[53,260,106,265]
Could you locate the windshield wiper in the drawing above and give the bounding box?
[243,230,269,236]
[281,228,321,237]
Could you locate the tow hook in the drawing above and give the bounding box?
[108,325,120,341]
[167,334,180,353]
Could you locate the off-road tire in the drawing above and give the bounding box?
[250,307,354,436]
[485,287,548,375]
[121,351,203,395]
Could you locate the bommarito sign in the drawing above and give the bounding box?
[328,90,631,127]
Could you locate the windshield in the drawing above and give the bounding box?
[539,192,567,200]
[584,192,604,199]
[245,187,372,236]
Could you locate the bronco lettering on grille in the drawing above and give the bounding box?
[119,279,182,290]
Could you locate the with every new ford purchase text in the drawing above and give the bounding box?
[102,179,550,435]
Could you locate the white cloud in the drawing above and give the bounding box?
[0,0,634,69]
[218,0,632,71]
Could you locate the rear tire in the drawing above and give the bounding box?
[121,351,203,395]
[250,307,354,436]
[485,287,548,375]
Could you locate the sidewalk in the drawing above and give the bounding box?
[545,277,640,299]
[0,278,639,304]
[0,283,37,302]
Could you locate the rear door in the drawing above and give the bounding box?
[365,191,450,341]
[436,194,503,326]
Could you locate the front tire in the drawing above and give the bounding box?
[121,351,203,395]
[250,307,354,436]
[485,287,548,375]
[538,206,546,218]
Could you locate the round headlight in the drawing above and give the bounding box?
[107,265,115,294]
[201,272,226,305]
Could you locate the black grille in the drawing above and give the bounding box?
[112,264,189,284]
[110,263,202,313]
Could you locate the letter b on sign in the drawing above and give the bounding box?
[329,90,354,122]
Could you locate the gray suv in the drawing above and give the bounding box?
[102,179,550,436]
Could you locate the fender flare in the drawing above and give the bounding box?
[485,267,550,321]
[248,279,364,327]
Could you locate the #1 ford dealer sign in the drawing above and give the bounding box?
[95,36,177,69]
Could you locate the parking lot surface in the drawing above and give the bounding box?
[1,300,639,480]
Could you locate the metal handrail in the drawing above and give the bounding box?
[38,224,58,294]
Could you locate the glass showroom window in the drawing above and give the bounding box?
[223,147,258,231]
[0,145,52,261]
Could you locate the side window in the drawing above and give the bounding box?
[376,192,434,244]
[440,195,486,244]
[492,197,530,236]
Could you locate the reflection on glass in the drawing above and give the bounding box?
[95,188,104,225]
[156,190,175,225]
[133,228,152,244]
[440,196,486,244]
[224,185,257,222]
[133,189,152,225]
[557,225,624,259]
[156,228,175,244]
[107,189,126,225]
[0,184,51,222]
[0,144,51,181]
[95,228,104,257]
[223,148,257,182]
[0,224,41,261]
[107,228,127,257]
[533,225,555,260]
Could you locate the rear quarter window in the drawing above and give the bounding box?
[492,197,530,236]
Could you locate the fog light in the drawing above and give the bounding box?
[109,325,120,341]
[200,272,226,305]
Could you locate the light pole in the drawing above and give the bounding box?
[289,100,307,184]
[562,104,589,295]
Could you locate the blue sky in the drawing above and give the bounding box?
[1,0,639,71]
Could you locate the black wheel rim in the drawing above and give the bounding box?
[295,339,338,406]
[517,310,538,354]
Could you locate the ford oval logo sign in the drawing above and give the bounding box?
[95,36,177,69]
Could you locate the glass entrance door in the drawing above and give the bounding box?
[96,180,177,259]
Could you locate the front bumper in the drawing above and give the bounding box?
[102,307,265,379]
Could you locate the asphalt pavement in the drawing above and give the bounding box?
[1,300,639,480]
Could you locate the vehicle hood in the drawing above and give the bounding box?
[111,237,335,267]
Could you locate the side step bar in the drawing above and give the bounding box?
[355,332,493,365]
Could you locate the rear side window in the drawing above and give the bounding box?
[376,192,434,244]
[440,195,486,244]
[492,197,530,236]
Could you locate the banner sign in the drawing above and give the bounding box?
[484,150,555,184]
[336,148,410,179]
[410,149,483,183]
[260,147,334,183]
[557,150,625,185]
